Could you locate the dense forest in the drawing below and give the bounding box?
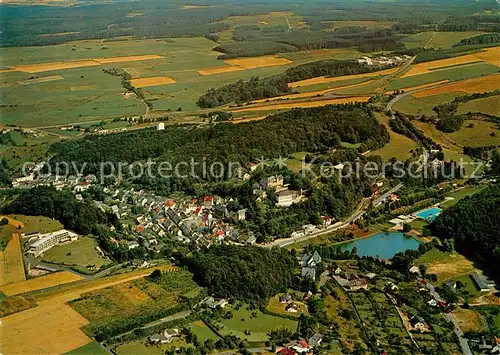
[50,105,390,182]
[2,186,108,235]
[431,184,500,277]
[197,60,393,107]
[185,245,296,303]
[455,32,500,47]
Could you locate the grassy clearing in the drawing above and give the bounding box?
[446,120,499,147]
[416,248,476,282]
[453,307,486,333]
[65,341,108,355]
[115,338,192,355]
[41,237,111,272]
[387,62,499,90]
[457,95,500,116]
[441,185,487,208]
[266,294,308,318]
[368,114,418,161]
[392,92,460,116]
[6,214,63,234]
[189,320,220,342]
[219,306,298,342]
[0,234,25,286]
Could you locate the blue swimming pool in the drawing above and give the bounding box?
[416,207,442,221]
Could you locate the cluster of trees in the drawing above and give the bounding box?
[389,112,441,151]
[431,184,500,277]
[2,186,108,235]
[197,59,392,107]
[438,15,500,32]
[463,145,500,160]
[185,245,296,303]
[51,105,389,182]
[436,115,465,133]
[455,32,500,47]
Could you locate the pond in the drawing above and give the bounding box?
[336,231,422,259]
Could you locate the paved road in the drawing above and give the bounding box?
[267,183,403,248]
[425,282,473,355]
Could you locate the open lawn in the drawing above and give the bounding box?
[392,92,461,116]
[416,249,476,282]
[414,120,500,149]
[65,341,108,355]
[189,320,221,342]
[457,95,500,116]
[441,185,487,209]
[5,214,63,234]
[115,338,192,355]
[41,237,111,272]
[219,306,298,342]
[368,114,418,161]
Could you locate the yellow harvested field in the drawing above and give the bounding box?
[403,46,500,78]
[12,55,164,73]
[17,75,64,85]
[289,67,398,88]
[414,74,500,98]
[0,215,25,228]
[0,234,26,286]
[426,254,475,282]
[12,60,100,73]
[230,96,370,112]
[0,271,84,296]
[385,80,449,94]
[253,80,376,103]
[0,301,91,355]
[0,68,15,73]
[130,76,177,88]
[198,55,292,75]
[93,54,163,64]
[0,265,178,355]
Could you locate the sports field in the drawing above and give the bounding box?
[40,237,111,272]
[416,248,476,282]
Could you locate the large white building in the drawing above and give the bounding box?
[26,229,78,258]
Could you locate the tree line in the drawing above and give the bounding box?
[197,59,394,108]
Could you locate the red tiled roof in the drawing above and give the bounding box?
[278,348,296,355]
[204,195,214,201]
